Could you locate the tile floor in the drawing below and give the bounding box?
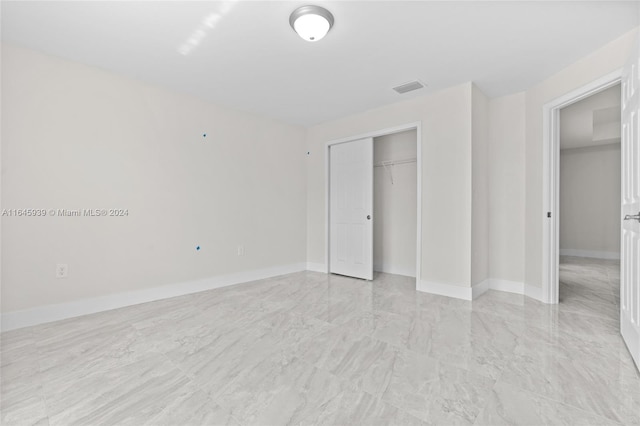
[1,260,639,425]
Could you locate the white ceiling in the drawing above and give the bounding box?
[560,84,621,150]
[2,1,638,126]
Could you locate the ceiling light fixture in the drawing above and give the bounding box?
[289,5,334,42]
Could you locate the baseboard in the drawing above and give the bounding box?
[417,280,473,300]
[373,264,416,278]
[418,277,545,303]
[1,262,307,332]
[524,284,544,302]
[559,249,620,260]
[2,267,548,331]
[488,279,524,294]
[306,262,327,273]
[417,279,497,301]
[472,279,491,299]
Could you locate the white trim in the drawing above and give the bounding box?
[324,122,422,282]
[418,279,491,301]
[488,279,524,295]
[418,280,473,300]
[542,69,622,305]
[1,263,307,332]
[418,277,546,303]
[524,284,544,302]
[472,279,491,299]
[374,264,416,278]
[559,249,620,260]
[306,262,327,273]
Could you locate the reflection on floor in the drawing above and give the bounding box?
[1,270,639,426]
[559,255,620,321]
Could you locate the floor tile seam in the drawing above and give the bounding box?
[491,377,627,425]
[184,338,290,407]
[145,382,246,426]
[554,306,619,322]
[256,322,337,352]
[512,345,640,380]
[560,285,620,300]
[0,328,37,353]
[427,351,503,384]
[34,323,143,375]
[556,296,619,309]
[298,353,377,401]
[349,317,520,381]
[357,386,428,424]
[120,352,218,421]
[32,321,139,355]
[565,310,620,322]
[0,364,47,411]
[37,346,178,408]
[207,361,292,426]
[523,315,620,338]
[34,352,192,419]
[515,335,628,363]
[560,284,613,293]
[0,344,42,370]
[38,376,56,426]
[558,297,619,309]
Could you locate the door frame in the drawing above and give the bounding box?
[325,122,422,282]
[542,70,622,304]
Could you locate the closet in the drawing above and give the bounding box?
[373,129,417,277]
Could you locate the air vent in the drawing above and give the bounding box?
[392,80,425,94]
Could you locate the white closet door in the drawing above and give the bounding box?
[330,138,373,280]
[621,36,640,370]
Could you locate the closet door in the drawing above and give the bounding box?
[329,138,373,280]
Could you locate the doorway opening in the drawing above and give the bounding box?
[542,70,622,305]
[325,122,422,283]
[558,83,622,321]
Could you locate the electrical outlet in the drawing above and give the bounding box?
[56,264,68,279]
[237,245,245,256]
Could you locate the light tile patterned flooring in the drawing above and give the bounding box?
[1,259,639,425]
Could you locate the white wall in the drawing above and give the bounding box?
[560,143,621,258]
[306,83,473,289]
[488,92,526,284]
[524,29,637,291]
[373,130,417,277]
[1,44,307,313]
[471,85,489,286]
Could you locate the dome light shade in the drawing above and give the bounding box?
[289,5,334,42]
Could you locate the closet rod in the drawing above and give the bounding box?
[373,157,417,167]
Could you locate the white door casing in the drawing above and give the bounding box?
[329,138,374,280]
[620,37,640,370]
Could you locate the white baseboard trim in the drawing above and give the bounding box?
[374,264,416,278]
[559,249,620,260]
[524,284,544,302]
[417,279,491,301]
[418,277,545,303]
[488,279,524,294]
[306,262,327,273]
[1,262,307,332]
[472,279,491,299]
[417,280,473,301]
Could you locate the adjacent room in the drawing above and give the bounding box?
[1,2,640,425]
[559,84,622,322]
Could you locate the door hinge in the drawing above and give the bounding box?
[547,212,552,218]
